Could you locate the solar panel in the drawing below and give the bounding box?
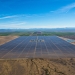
[0,36,75,59]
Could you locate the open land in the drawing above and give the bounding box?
[0,36,18,45]
[0,32,75,75]
[0,58,75,75]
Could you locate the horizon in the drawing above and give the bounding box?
[0,0,75,29]
[0,27,75,30]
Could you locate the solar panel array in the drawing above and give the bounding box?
[0,36,75,59]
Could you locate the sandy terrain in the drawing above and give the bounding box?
[59,36,75,45]
[0,36,18,45]
[62,35,75,40]
[0,58,75,75]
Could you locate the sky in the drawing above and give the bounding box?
[0,0,75,29]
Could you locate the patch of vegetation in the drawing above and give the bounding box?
[0,32,13,36]
[0,32,31,36]
[0,31,75,36]
[42,32,75,36]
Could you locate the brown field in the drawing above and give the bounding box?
[0,58,75,75]
[62,35,75,40]
[0,36,18,45]
[59,36,75,45]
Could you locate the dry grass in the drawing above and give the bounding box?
[0,36,18,45]
[0,58,75,75]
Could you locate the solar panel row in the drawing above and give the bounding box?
[0,36,75,59]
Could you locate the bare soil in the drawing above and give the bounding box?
[0,58,75,75]
[62,35,75,40]
[0,36,18,45]
[59,36,75,45]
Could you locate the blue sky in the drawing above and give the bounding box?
[0,0,75,29]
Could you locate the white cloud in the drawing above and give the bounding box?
[0,15,18,19]
[0,14,34,20]
[51,2,75,13]
[0,13,45,20]
[0,21,27,29]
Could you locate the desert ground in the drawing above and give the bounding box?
[0,58,75,75]
[59,36,75,45]
[0,36,75,75]
[0,36,18,45]
[62,35,75,40]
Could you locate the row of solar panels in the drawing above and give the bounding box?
[30,39,44,42]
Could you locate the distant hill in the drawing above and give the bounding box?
[0,28,75,32]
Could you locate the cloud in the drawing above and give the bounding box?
[0,14,45,20]
[0,14,36,20]
[51,2,75,13]
[0,15,19,19]
[0,21,27,29]
[6,21,26,25]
